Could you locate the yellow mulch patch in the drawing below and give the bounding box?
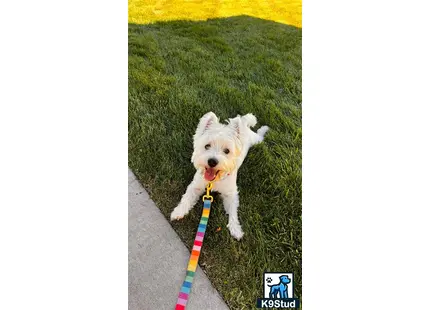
[128,0,302,28]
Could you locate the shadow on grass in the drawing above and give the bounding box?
[128,15,301,309]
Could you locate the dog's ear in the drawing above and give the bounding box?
[194,112,218,138]
[228,116,243,139]
[191,112,218,163]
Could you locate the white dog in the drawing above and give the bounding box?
[170,112,269,240]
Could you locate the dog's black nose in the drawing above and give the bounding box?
[208,158,218,167]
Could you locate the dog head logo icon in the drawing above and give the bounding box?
[264,272,294,299]
[257,272,299,308]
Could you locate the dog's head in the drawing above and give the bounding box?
[279,275,291,285]
[191,112,245,181]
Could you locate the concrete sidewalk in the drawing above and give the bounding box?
[129,169,229,310]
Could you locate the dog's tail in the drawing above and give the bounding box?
[240,113,257,128]
[241,114,269,139]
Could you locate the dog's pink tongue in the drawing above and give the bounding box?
[204,168,216,181]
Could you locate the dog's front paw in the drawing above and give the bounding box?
[170,206,187,221]
[227,222,244,240]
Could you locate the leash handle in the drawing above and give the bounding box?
[175,183,213,310]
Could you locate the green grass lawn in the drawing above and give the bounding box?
[128,15,301,309]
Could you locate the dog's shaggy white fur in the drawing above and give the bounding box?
[170,112,269,240]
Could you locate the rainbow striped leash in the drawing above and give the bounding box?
[175,182,214,310]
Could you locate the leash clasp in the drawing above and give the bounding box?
[202,182,213,202]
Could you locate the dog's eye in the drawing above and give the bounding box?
[223,148,230,154]
[205,144,211,150]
